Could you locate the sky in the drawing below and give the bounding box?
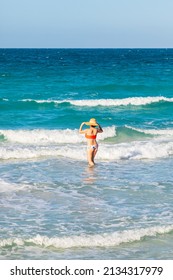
[1,0,173,48]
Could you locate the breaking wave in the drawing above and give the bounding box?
[1,225,173,249]
[126,126,173,136]
[1,126,173,160]
[0,126,116,144]
[20,96,173,107]
[0,137,173,160]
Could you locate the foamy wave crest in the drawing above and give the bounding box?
[21,99,56,104]
[1,225,173,248]
[0,145,85,160]
[0,126,116,144]
[98,139,173,160]
[21,96,173,107]
[0,129,83,144]
[1,136,173,160]
[126,126,173,136]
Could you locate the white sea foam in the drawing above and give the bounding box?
[0,145,86,160]
[1,225,173,248]
[0,129,83,144]
[21,96,173,107]
[0,137,173,160]
[1,126,173,161]
[126,126,173,136]
[98,139,173,160]
[21,99,55,104]
[0,179,17,192]
[0,126,116,144]
[0,178,27,192]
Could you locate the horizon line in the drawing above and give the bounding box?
[1,47,173,49]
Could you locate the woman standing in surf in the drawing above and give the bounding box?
[79,118,103,167]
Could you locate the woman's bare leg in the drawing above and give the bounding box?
[92,148,98,163]
[87,149,95,166]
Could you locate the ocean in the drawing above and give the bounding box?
[0,48,173,259]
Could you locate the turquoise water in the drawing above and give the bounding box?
[0,49,173,259]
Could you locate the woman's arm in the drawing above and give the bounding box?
[79,122,87,134]
[97,123,103,133]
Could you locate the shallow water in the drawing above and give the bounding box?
[0,158,173,259]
